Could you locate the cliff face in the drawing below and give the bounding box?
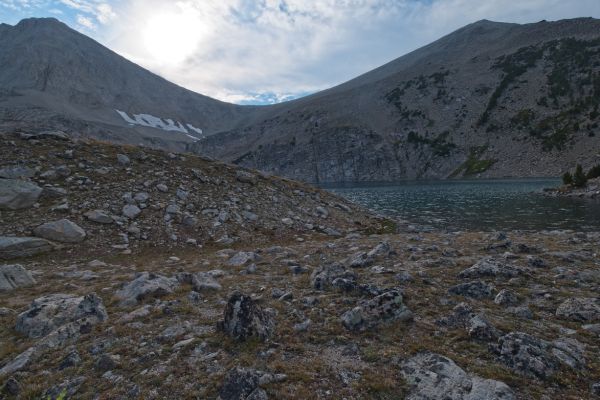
[192,18,600,182]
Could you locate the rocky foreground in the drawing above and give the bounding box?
[1,132,600,399]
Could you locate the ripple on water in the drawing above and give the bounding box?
[324,178,600,232]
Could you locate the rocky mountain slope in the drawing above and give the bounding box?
[1,130,600,399]
[192,18,600,182]
[0,18,261,151]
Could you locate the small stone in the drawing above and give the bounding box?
[116,154,130,166]
[122,204,142,219]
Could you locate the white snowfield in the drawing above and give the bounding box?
[116,110,203,140]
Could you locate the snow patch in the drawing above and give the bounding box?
[115,110,203,140]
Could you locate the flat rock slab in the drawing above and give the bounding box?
[0,236,54,260]
[0,264,36,290]
[401,352,515,400]
[34,219,86,243]
[16,293,108,339]
[0,179,42,210]
[115,272,179,306]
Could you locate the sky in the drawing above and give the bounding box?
[1,1,600,105]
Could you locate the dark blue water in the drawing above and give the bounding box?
[324,179,600,231]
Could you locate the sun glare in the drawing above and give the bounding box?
[142,11,204,66]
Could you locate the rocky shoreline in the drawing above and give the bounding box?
[543,177,600,199]
[1,132,599,399]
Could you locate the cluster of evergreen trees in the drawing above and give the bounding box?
[562,164,600,187]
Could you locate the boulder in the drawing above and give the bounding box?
[227,251,259,267]
[217,292,276,341]
[0,179,42,210]
[0,236,54,259]
[437,303,501,341]
[341,289,412,331]
[0,166,35,179]
[448,280,494,299]
[236,170,257,185]
[84,210,113,224]
[556,298,600,322]
[16,293,108,339]
[33,219,86,243]
[116,154,130,166]
[492,332,585,379]
[494,289,519,306]
[0,347,35,378]
[218,367,267,400]
[115,272,179,306]
[401,352,515,400]
[0,264,36,291]
[311,263,356,291]
[458,258,524,279]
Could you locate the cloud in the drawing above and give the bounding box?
[2,1,600,104]
[104,0,600,104]
[76,13,95,29]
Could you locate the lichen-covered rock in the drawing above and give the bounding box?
[33,219,86,243]
[494,289,519,306]
[556,298,600,322]
[491,332,585,379]
[0,264,36,291]
[0,237,54,259]
[218,367,267,400]
[437,303,501,341]
[0,179,42,210]
[311,263,356,291]
[115,272,179,306]
[227,251,259,267]
[341,289,412,331]
[448,280,494,299]
[16,293,108,339]
[401,352,515,400]
[458,258,524,279]
[217,292,275,341]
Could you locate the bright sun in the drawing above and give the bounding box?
[142,11,205,66]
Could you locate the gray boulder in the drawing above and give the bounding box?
[84,210,113,224]
[401,352,515,400]
[115,272,179,306]
[0,264,36,291]
[0,179,42,210]
[448,280,494,299]
[437,303,501,341]
[236,170,257,185]
[16,293,108,339]
[494,289,519,306]
[219,367,267,400]
[341,289,413,331]
[492,332,585,379]
[0,237,54,259]
[227,251,259,267]
[311,263,356,291]
[0,166,35,179]
[556,297,600,322]
[217,292,276,341]
[33,219,86,243]
[458,258,524,279]
[116,154,130,166]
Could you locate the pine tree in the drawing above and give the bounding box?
[573,164,588,188]
[562,171,573,185]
